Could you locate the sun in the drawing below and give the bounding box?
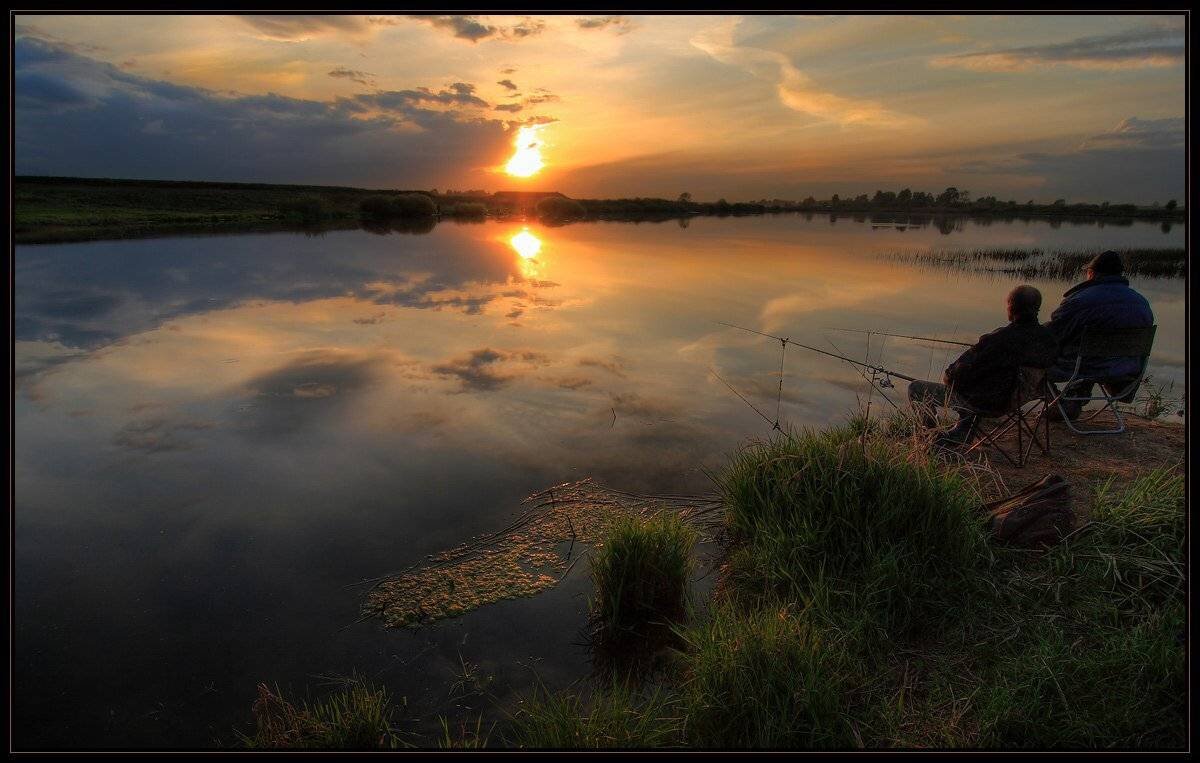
[504,125,546,178]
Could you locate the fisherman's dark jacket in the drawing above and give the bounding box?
[944,316,1059,414]
[1044,275,1155,380]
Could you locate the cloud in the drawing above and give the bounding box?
[409,15,496,42]
[497,79,518,90]
[1078,116,1183,151]
[930,26,1184,72]
[15,22,107,55]
[14,37,512,187]
[431,348,549,392]
[344,82,489,111]
[690,18,921,128]
[238,350,386,437]
[578,356,626,378]
[113,415,215,454]
[328,67,375,86]
[495,103,523,113]
[948,117,1185,203]
[408,15,546,43]
[576,16,635,35]
[235,15,378,42]
[503,19,546,40]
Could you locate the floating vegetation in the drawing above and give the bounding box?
[362,479,722,629]
[884,248,1185,280]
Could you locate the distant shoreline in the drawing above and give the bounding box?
[14,176,1186,245]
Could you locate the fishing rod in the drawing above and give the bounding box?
[718,321,922,383]
[822,326,972,347]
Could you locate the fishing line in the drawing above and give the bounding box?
[823,335,903,414]
[709,365,779,430]
[718,321,920,383]
[823,326,972,347]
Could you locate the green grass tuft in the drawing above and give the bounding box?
[590,512,697,641]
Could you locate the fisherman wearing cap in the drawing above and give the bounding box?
[908,285,1059,446]
[1044,250,1155,421]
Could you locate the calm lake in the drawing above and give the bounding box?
[14,214,1185,748]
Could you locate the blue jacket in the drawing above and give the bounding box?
[1045,275,1154,380]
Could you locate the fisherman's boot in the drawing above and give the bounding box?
[1046,382,1089,422]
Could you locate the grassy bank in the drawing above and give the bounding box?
[506,420,1186,749]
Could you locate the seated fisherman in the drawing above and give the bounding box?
[907,285,1059,444]
[1044,250,1154,421]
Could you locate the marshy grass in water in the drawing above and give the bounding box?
[886,247,1186,280]
[590,512,697,649]
[240,674,403,750]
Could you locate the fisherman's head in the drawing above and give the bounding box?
[1007,284,1042,322]
[1085,249,1124,280]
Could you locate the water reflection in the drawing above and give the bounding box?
[14,214,1186,748]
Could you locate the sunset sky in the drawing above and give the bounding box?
[14,14,1186,203]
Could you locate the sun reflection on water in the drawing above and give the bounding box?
[509,227,545,279]
[510,228,542,259]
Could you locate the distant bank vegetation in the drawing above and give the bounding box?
[13,176,1185,243]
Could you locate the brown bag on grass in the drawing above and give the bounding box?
[981,474,1074,547]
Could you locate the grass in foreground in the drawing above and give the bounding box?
[720,425,991,639]
[511,421,1186,749]
[239,675,403,749]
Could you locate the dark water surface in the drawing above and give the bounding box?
[14,215,1185,748]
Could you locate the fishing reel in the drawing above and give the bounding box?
[869,369,895,389]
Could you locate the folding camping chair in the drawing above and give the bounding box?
[963,366,1059,468]
[1050,325,1157,435]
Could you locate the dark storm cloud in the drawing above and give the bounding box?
[431,349,549,392]
[576,16,635,35]
[933,26,1184,71]
[14,37,510,187]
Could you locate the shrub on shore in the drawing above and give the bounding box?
[359,193,437,221]
[278,194,330,223]
[535,196,586,222]
[443,201,488,218]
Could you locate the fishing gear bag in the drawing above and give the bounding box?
[980,473,1074,547]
